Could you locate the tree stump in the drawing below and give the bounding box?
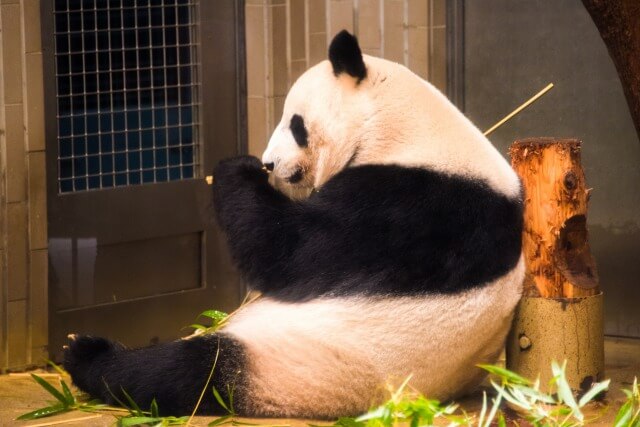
[509,138,599,298]
[582,0,640,140]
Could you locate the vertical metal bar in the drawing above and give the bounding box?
[95,1,102,189]
[191,0,200,175]
[187,0,200,177]
[149,1,157,183]
[162,3,169,183]
[80,0,89,190]
[120,4,130,185]
[176,1,183,179]
[233,0,247,157]
[67,0,75,191]
[108,0,116,189]
[135,2,142,181]
[446,0,465,110]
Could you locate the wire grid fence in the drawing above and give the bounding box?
[54,0,200,193]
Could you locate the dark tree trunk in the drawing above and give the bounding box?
[581,0,640,140]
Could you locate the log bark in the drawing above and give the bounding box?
[510,138,599,298]
[582,0,640,140]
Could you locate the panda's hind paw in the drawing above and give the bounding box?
[63,335,124,385]
[65,334,120,360]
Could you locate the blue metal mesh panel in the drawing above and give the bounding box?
[54,0,200,192]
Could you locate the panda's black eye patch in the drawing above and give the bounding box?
[289,114,308,148]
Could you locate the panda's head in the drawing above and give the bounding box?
[263,30,521,198]
[262,31,373,191]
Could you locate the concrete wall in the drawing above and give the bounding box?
[463,0,640,338]
[0,0,48,372]
[245,0,447,156]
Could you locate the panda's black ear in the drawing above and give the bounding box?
[328,30,367,82]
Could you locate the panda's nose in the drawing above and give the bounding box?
[263,162,275,172]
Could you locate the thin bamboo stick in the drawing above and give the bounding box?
[21,414,104,427]
[484,83,554,136]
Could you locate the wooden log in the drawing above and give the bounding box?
[510,138,599,298]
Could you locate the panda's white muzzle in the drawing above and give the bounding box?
[262,128,308,185]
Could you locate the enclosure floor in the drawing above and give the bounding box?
[0,337,638,426]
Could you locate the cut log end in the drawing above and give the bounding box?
[510,138,599,298]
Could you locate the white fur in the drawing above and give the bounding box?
[263,56,520,198]
[223,256,524,418]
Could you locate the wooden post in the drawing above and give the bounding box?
[582,0,640,140]
[509,138,599,298]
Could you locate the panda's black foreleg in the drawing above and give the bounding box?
[63,333,246,416]
[212,156,302,290]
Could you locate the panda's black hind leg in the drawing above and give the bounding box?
[63,334,126,402]
[63,333,247,416]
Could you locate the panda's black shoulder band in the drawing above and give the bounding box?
[214,159,523,301]
[328,30,367,82]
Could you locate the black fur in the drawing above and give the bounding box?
[63,333,246,416]
[213,156,523,301]
[290,114,308,147]
[328,30,367,82]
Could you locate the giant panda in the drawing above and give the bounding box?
[63,31,524,419]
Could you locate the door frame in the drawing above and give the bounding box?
[40,0,247,357]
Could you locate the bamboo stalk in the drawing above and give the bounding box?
[8,373,61,378]
[484,83,554,136]
[22,414,104,427]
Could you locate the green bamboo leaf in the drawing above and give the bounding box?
[483,393,503,427]
[614,401,633,427]
[117,416,163,427]
[497,412,507,427]
[578,379,610,407]
[102,378,135,414]
[355,405,386,422]
[15,403,69,420]
[477,391,488,427]
[491,381,532,411]
[208,415,234,426]
[511,384,555,404]
[47,360,69,376]
[199,310,228,322]
[186,324,208,331]
[121,387,144,416]
[551,406,573,417]
[478,364,531,385]
[213,386,232,414]
[150,398,159,418]
[30,374,69,406]
[227,382,236,414]
[409,413,419,427]
[333,417,365,427]
[552,361,582,421]
[60,379,76,405]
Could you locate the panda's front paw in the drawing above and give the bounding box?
[63,334,124,394]
[214,155,268,187]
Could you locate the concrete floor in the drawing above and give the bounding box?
[0,337,638,426]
